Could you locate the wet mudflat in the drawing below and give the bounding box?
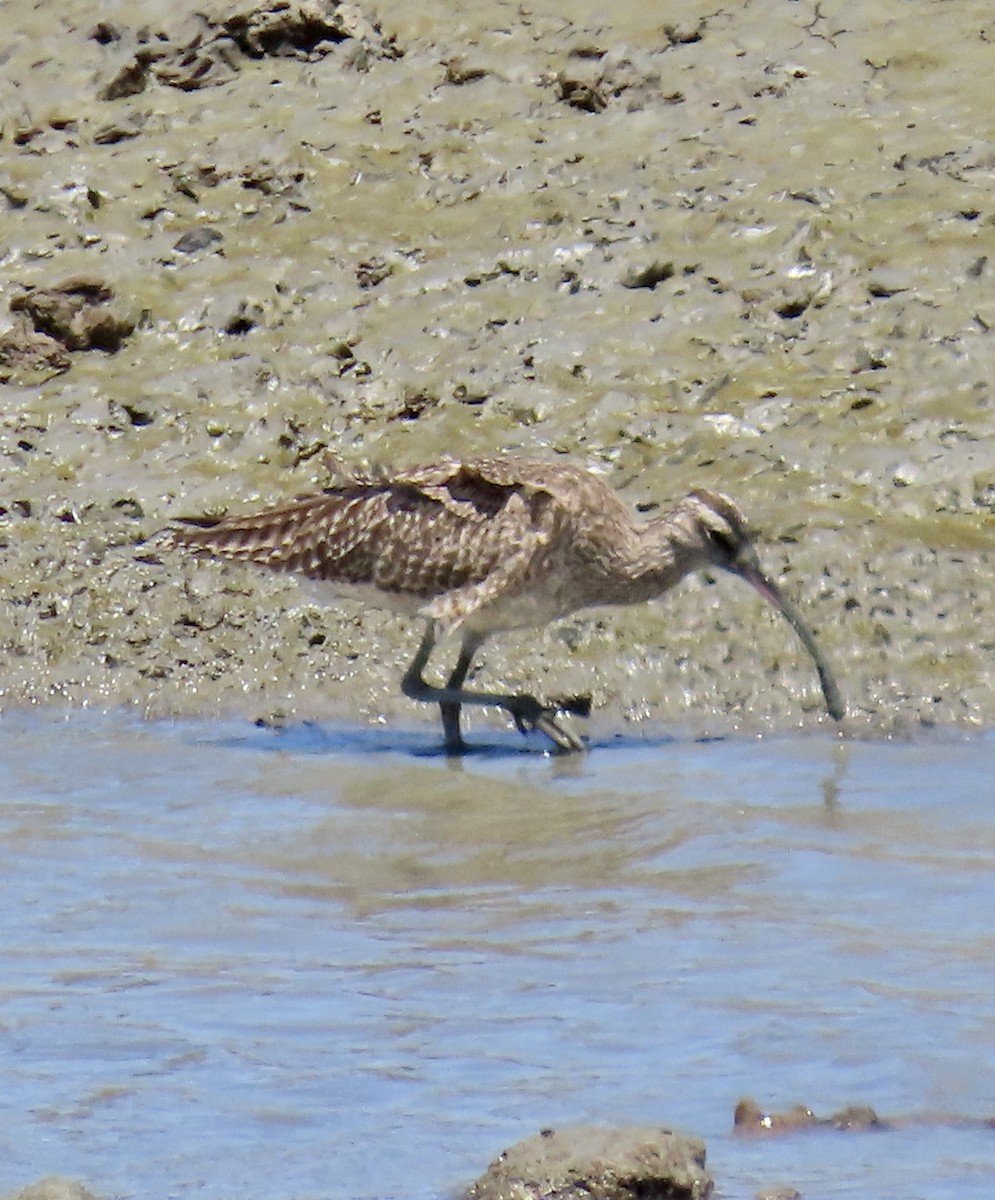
[2,711,994,1200]
[3,0,995,734]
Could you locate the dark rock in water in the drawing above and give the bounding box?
[733,1096,889,1135]
[465,1125,713,1200]
[828,1104,886,1131]
[734,1098,819,1134]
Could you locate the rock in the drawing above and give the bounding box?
[97,50,159,100]
[734,1098,818,1135]
[172,227,224,255]
[621,262,676,291]
[557,74,608,113]
[3,1179,100,1200]
[733,1097,888,1135]
[827,1104,886,1131]
[465,1125,713,1200]
[0,313,71,381]
[100,0,402,95]
[8,277,135,353]
[0,276,136,382]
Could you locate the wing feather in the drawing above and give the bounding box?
[158,460,563,623]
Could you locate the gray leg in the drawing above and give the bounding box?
[439,631,486,754]
[401,621,587,753]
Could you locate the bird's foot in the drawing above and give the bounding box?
[442,733,469,757]
[505,693,588,753]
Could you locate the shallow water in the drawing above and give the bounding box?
[2,712,994,1199]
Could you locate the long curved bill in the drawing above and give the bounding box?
[734,559,845,721]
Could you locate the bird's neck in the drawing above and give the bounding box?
[582,505,705,606]
[631,511,705,593]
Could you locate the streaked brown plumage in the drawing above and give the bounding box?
[158,455,844,752]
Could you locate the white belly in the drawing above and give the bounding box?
[296,576,426,618]
[296,573,573,635]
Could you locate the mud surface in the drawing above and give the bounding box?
[3,0,995,738]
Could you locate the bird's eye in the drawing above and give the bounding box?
[705,526,737,559]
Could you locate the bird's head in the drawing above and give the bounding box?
[681,489,845,720]
[684,490,782,603]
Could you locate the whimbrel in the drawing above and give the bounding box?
[158,455,844,752]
